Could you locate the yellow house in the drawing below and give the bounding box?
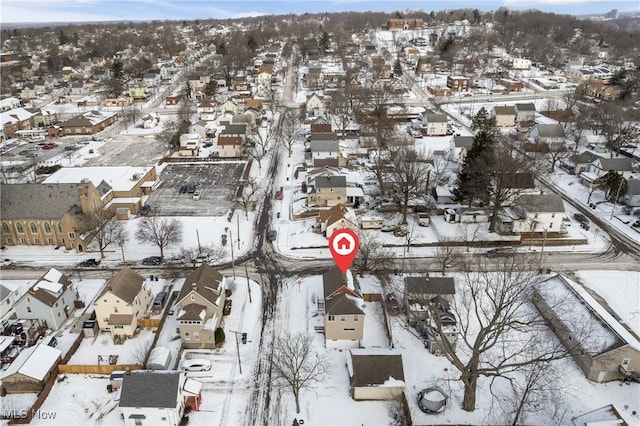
[94,268,153,340]
[174,263,227,349]
[322,268,364,349]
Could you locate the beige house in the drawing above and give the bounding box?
[0,182,103,251]
[316,204,358,238]
[492,105,516,127]
[322,268,364,349]
[307,176,347,208]
[217,124,246,158]
[347,349,405,401]
[174,263,227,349]
[94,268,153,340]
[533,274,640,383]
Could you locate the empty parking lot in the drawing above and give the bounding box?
[147,161,248,216]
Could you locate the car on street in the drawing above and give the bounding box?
[192,190,201,200]
[485,248,514,258]
[573,213,589,224]
[142,256,163,265]
[181,358,212,372]
[40,143,56,150]
[79,258,101,267]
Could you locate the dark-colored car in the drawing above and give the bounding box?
[573,213,589,224]
[79,258,101,267]
[267,230,277,242]
[178,184,187,194]
[485,248,514,258]
[142,256,163,265]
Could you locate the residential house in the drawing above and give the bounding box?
[589,157,635,180]
[310,123,332,134]
[306,167,364,207]
[143,70,161,87]
[0,182,103,251]
[1,283,20,320]
[1,107,34,139]
[119,371,203,426]
[165,94,182,106]
[178,133,201,157]
[561,151,603,175]
[310,136,340,167]
[0,97,21,112]
[497,193,566,235]
[316,204,359,237]
[93,267,153,339]
[498,78,524,92]
[498,172,538,205]
[450,135,473,161]
[530,123,566,146]
[322,268,364,349]
[492,105,516,127]
[347,349,405,400]
[510,58,532,70]
[196,99,216,121]
[533,274,640,383]
[218,99,239,114]
[0,344,61,394]
[571,405,629,426]
[514,103,536,123]
[58,110,118,135]
[256,66,273,97]
[446,76,469,92]
[424,113,448,136]
[624,179,640,207]
[217,124,247,158]
[174,263,227,349]
[305,66,323,90]
[13,268,76,330]
[128,85,149,100]
[306,93,325,117]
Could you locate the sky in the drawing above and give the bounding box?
[0,0,638,24]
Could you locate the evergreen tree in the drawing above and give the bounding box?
[111,60,124,81]
[319,31,330,51]
[393,58,403,77]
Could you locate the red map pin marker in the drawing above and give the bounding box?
[329,228,359,273]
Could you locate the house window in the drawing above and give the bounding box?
[328,315,335,321]
[1,223,9,233]
[622,358,630,369]
[340,316,346,322]
[58,223,63,232]
[115,325,123,329]
[44,222,52,233]
[114,307,118,313]
[344,328,355,332]
[30,222,37,233]
[27,307,31,313]
[194,332,200,340]
[69,232,75,239]
[184,332,190,340]
[191,294,195,301]
[353,316,359,321]
[16,223,24,233]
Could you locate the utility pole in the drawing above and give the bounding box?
[538,228,548,271]
[609,177,625,221]
[245,263,252,303]
[228,330,245,374]
[225,227,236,281]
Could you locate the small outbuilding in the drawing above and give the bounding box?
[0,344,62,393]
[347,349,405,401]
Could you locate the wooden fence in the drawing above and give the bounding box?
[137,318,161,328]
[58,363,141,375]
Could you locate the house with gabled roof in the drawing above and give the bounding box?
[492,105,516,127]
[309,136,340,167]
[424,113,448,136]
[218,99,240,114]
[347,349,405,400]
[174,263,228,349]
[497,193,566,235]
[196,98,216,121]
[58,110,117,135]
[589,157,635,180]
[498,172,538,205]
[530,123,566,146]
[0,182,103,251]
[514,103,536,123]
[322,268,364,349]
[306,93,325,117]
[306,167,364,207]
[316,203,358,237]
[217,123,246,158]
[533,274,640,383]
[119,371,203,426]
[450,135,473,161]
[94,267,153,339]
[561,151,603,175]
[13,268,76,330]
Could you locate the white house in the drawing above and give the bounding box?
[13,268,76,330]
[196,99,216,121]
[424,113,448,136]
[1,283,20,321]
[306,93,325,117]
[530,123,566,146]
[310,139,340,167]
[589,157,635,180]
[179,133,201,157]
[511,58,532,70]
[119,371,202,426]
[497,194,567,234]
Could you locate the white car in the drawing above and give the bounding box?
[192,190,202,200]
[181,358,211,372]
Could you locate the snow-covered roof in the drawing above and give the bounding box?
[0,335,15,352]
[43,268,62,283]
[43,166,152,192]
[183,378,203,396]
[536,275,640,354]
[1,344,61,381]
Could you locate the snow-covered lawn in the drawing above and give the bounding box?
[66,329,155,365]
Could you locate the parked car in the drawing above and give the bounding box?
[485,248,514,258]
[267,230,277,242]
[79,258,101,267]
[181,358,212,372]
[192,190,201,200]
[40,143,56,150]
[573,213,589,224]
[142,256,163,265]
[186,183,197,193]
[178,184,187,194]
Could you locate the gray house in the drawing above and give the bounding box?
[531,123,566,145]
[514,103,536,123]
[13,268,76,330]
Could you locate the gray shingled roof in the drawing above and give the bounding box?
[500,172,535,189]
[493,106,515,115]
[515,103,535,111]
[597,157,633,172]
[221,123,246,135]
[311,140,339,152]
[0,183,86,220]
[404,276,455,296]
[425,113,447,123]
[453,136,473,148]
[310,133,337,142]
[536,124,565,138]
[177,263,224,304]
[349,352,405,387]
[315,176,346,188]
[515,194,565,213]
[102,267,145,304]
[119,372,180,408]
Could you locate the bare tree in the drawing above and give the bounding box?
[236,178,262,219]
[135,216,183,258]
[433,238,461,275]
[156,119,180,151]
[246,119,276,169]
[271,331,329,414]
[179,245,227,267]
[389,146,434,225]
[278,108,304,157]
[354,233,392,275]
[428,256,570,412]
[85,210,128,258]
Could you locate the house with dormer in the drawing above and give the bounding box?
[94,267,153,339]
[321,268,364,349]
[315,203,358,237]
[196,99,216,121]
[174,264,227,349]
[13,268,77,330]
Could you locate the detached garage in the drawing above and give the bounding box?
[1,344,61,393]
[347,349,405,401]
